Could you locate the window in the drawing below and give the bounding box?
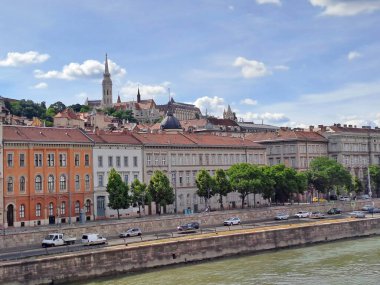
[20,176,26,193]
[124,156,128,167]
[47,153,55,167]
[19,204,25,218]
[108,156,113,167]
[98,174,104,187]
[49,202,54,216]
[60,175,66,191]
[98,156,103,167]
[85,154,90,166]
[75,201,80,214]
[7,177,14,192]
[134,174,138,180]
[60,202,66,215]
[75,175,80,190]
[59,154,67,167]
[85,175,90,190]
[147,154,152,166]
[133,156,138,167]
[19,153,25,167]
[36,203,41,217]
[7,153,13,167]
[35,175,42,191]
[34,153,42,167]
[85,200,91,213]
[162,155,166,165]
[179,172,183,186]
[75,154,80,166]
[154,154,159,165]
[116,156,121,167]
[48,175,55,192]
[124,174,129,184]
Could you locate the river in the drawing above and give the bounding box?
[74,236,380,285]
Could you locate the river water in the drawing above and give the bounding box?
[74,236,380,285]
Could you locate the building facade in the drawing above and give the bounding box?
[88,130,143,219]
[2,126,94,227]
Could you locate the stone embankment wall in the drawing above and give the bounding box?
[1,217,380,285]
[0,200,377,249]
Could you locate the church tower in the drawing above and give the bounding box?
[102,54,113,107]
[223,105,236,121]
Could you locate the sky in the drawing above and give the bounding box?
[0,0,380,128]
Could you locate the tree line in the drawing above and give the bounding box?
[107,156,380,217]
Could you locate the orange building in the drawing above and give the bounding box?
[3,126,94,227]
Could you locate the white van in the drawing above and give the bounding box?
[81,233,107,245]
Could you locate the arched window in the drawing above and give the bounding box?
[49,202,54,216]
[60,175,66,191]
[60,202,66,215]
[85,200,91,213]
[75,201,80,214]
[75,175,80,190]
[7,177,14,192]
[19,204,25,218]
[48,175,55,192]
[35,175,42,191]
[36,203,41,217]
[19,176,26,193]
[85,175,90,190]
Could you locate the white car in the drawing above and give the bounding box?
[81,233,107,245]
[224,217,241,226]
[295,211,310,218]
[362,205,373,211]
[349,211,366,218]
[119,228,142,238]
[339,196,350,201]
[275,213,290,220]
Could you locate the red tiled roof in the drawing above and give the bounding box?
[245,130,327,143]
[184,133,264,148]
[87,131,141,145]
[3,126,93,143]
[328,126,380,134]
[207,117,239,127]
[132,133,195,146]
[54,108,81,120]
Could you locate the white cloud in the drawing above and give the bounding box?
[193,96,226,116]
[309,0,380,16]
[233,57,271,78]
[120,81,171,102]
[241,111,289,123]
[31,82,48,89]
[240,98,258,106]
[34,59,126,80]
[347,51,362,61]
[0,51,49,67]
[256,0,281,6]
[273,65,289,71]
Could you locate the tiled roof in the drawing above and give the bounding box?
[207,117,239,127]
[132,133,195,146]
[54,109,81,120]
[184,133,264,148]
[3,126,93,143]
[327,126,380,134]
[87,131,141,145]
[245,129,327,143]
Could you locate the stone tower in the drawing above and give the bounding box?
[102,54,113,107]
[223,105,236,121]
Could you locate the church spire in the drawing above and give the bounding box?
[137,87,141,103]
[104,53,110,75]
[102,53,113,107]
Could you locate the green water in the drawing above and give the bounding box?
[75,237,380,285]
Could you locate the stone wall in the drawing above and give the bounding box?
[1,217,379,285]
[0,200,377,249]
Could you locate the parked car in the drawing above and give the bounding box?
[81,233,107,245]
[329,194,338,200]
[362,204,373,211]
[350,211,366,218]
[177,222,200,232]
[312,197,327,202]
[358,194,370,200]
[41,233,76,247]
[119,228,142,238]
[310,211,325,219]
[327,208,342,215]
[368,207,380,214]
[339,196,350,201]
[223,217,241,226]
[295,211,311,218]
[275,213,289,220]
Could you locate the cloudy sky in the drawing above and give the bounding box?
[0,0,379,127]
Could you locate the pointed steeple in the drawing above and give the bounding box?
[137,87,141,103]
[227,104,232,113]
[117,92,121,103]
[104,53,110,75]
[102,53,113,107]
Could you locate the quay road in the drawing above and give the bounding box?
[0,211,374,262]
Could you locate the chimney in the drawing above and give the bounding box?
[309,125,314,132]
[344,124,347,127]
[337,123,341,127]
[348,125,352,128]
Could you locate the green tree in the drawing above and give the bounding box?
[67,103,85,112]
[352,176,364,195]
[106,168,130,219]
[369,165,380,197]
[49,101,66,114]
[259,165,276,205]
[147,171,174,214]
[195,169,214,209]
[307,157,352,200]
[212,169,232,209]
[130,178,151,217]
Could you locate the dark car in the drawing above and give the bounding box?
[177,222,200,232]
[327,208,342,215]
[329,194,338,200]
[368,207,380,214]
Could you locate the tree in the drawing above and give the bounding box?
[212,169,232,209]
[195,169,214,209]
[352,176,364,195]
[49,101,66,114]
[106,168,130,219]
[130,178,151,217]
[369,165,380,198]
[147,171,174,214]
[67,103,86,112]
[307,157,352,200]
[259,165,275,205]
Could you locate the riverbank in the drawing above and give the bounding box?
[1,216,379,284]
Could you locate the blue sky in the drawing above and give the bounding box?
[0,0,380,127]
